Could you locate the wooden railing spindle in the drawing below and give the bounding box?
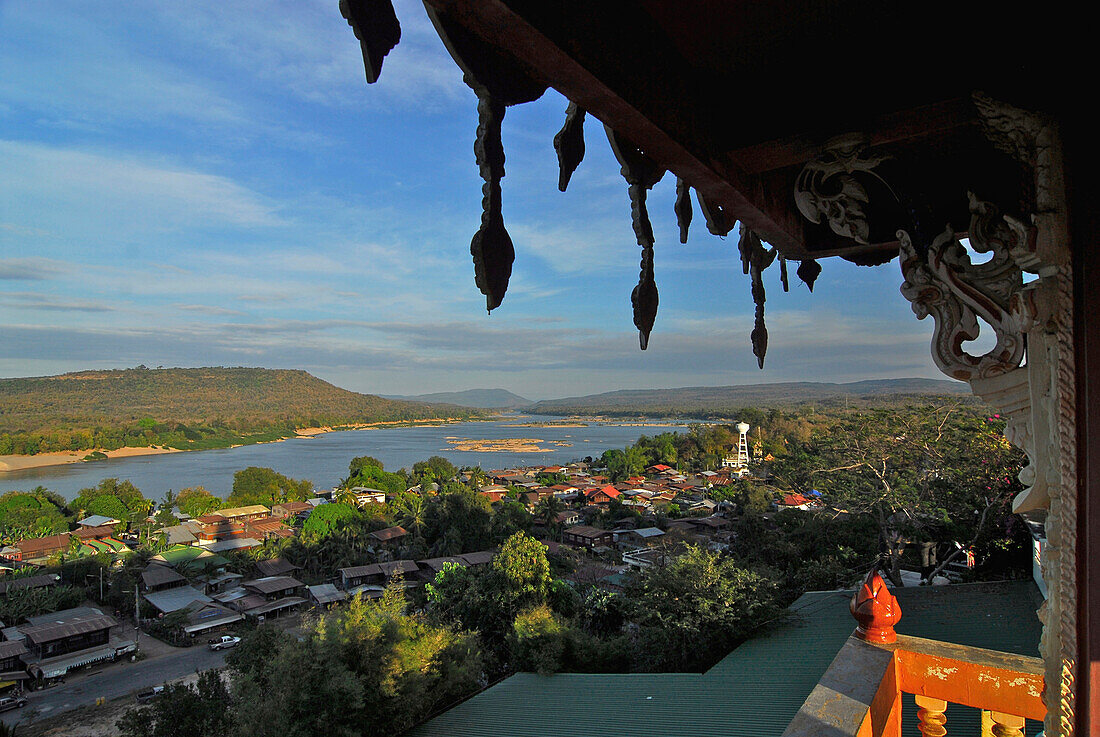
[914,695,947,737]
[989,711,1024,737]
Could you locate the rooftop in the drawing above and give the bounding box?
[410,581,1041,737]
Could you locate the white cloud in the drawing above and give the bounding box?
[0,140,285,236]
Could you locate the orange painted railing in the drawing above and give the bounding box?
[782,570,1044,737]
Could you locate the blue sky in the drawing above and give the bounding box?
[0,0,946,400]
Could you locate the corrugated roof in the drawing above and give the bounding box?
[142,564,187,589]
[21,614,117,645]
[143,586,211,614]
[243,576,303,594]
[0,640,28,659]
[255,558,300,577]
[370,526,407,541]
[410,581,1042,737]
[339,564,381,579]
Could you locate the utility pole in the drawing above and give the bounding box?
[99,566,103,601]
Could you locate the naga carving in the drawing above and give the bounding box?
[898,193,1030,382]
[794,135,890,244]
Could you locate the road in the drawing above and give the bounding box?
[1,644,228,727]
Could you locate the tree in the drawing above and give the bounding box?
[227,582,482,736]
[116,669,233,737]
[301,503,359,540]
[176,486,223,517]
[775,404,1025,585]
[412,456,458,485]
[493,532,550,608]
[422,488,492,555]
[625,546,780,671]
[229,467,312,507]
[72,478,149,522]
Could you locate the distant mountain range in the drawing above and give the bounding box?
[526,378,972,418]
[385,388,533,410]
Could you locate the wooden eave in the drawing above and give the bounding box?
[421,0,1070,262]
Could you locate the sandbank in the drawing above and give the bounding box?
[0,445,180,473]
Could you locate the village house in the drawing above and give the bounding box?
[210,505,271,523]
[15,606,134,684]
[554,510,581,527]
[4,533,72,565]
[181,601,244,638]
[0,639,29,686]
[336,560,420,590]
[479,486,508,503]
[614,527,665,549]
[348,487,387,506]
[76,515,121,529]
[140,563,188,594]
[369,526,407,546]
[271,501,313,520]
[307,583,348,608]
[254,557,300,578]
[775,492,822,512]
[583,485,621,506]
[562,525,614,550]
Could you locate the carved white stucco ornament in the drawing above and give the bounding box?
[794,134,891,244]
[898,193,1030,383]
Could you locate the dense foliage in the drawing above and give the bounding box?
[0,487,71,540]
[220,585,483,737]
[228,467,312,507]
[116,670,233,737]
[0,366,485,455]
[72,478,153,522]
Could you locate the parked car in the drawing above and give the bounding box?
[0,695,28,711]
[209,635,241,651]
[135,685,164,704]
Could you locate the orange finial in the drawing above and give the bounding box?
[850,569,901,644]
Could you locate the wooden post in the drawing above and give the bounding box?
[915,696,947,737]
[989,712,1024,737]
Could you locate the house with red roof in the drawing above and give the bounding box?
[584,485,621,506]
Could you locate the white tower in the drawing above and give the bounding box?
[736,422,750,468]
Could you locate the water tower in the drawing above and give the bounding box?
[736,421,750,468]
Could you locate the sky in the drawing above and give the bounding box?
[0,0,949,401]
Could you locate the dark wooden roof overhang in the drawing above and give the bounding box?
[416,0,1072,263]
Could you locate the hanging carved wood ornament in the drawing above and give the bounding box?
[606,126,665,350]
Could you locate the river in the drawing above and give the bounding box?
[0,417,693,501]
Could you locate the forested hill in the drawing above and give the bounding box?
[528,378,973,418]
[0,367,484,455]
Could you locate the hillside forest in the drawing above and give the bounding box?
[0,367,484,456]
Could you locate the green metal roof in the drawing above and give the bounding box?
[410,581,1042,737]
[154,545,229,571]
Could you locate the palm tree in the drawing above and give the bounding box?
[334,487,360,506]
[393,492,428,537]
[535,496,566,530]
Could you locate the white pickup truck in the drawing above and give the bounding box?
[208,635,241,651]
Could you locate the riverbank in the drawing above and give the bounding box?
[0,445,181,473]
[0,417,475,473]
